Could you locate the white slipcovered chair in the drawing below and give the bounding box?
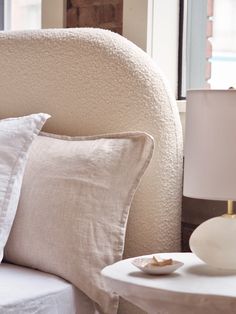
[0,28,183,314]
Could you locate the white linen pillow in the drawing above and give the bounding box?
[0,113,50,262]
[5,131,154,314]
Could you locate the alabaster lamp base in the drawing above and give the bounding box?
[190,216,236,270]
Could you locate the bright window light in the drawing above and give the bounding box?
[209,0,236,88]
[180,0,236,98]
[4,0,41,30]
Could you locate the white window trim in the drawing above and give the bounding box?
[3,0,66,30]
[123,0,153,54]
[123,0,180,97]
[186,0,207,90]
[0,0,4,30]
[177,99,186,112]
[3,0,11,30]
[41,0,66,28]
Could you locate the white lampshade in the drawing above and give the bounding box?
[184,89,236,270]
[184,89,236,201]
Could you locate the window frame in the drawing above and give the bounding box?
[1,0,66,31]
[178,0,185,100]
[179,0,209,99]
[186,0,208,92]
[0,0,3,30]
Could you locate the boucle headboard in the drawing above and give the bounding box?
[0,28,182,258]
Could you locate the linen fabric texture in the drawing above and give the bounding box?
[5,131,154,314]
[0,113,50,262]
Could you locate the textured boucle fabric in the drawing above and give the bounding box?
[0,28,183,313]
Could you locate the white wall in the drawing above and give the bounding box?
[123,0,180,96]
[42,0,66,28]
[123,0,153,54]
[152,0,179,96]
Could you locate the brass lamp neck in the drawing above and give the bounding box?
[228,200,234,215]
[223,200,236,219]
[222,200,236,218]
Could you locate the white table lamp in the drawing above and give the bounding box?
[184,89,236,269]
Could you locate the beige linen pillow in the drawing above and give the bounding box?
[5,132,154,314]
[0,113,50,262]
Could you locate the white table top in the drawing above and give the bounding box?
[102,253,236,314]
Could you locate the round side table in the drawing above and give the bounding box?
[101,253,236,314]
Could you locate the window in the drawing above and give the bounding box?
[4,0,41,30]
[0,0,4,30]
[179,0,236,98]
[0,0,65,31]
[209,0,236,89]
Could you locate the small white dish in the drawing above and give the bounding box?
[131,257,184,275]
